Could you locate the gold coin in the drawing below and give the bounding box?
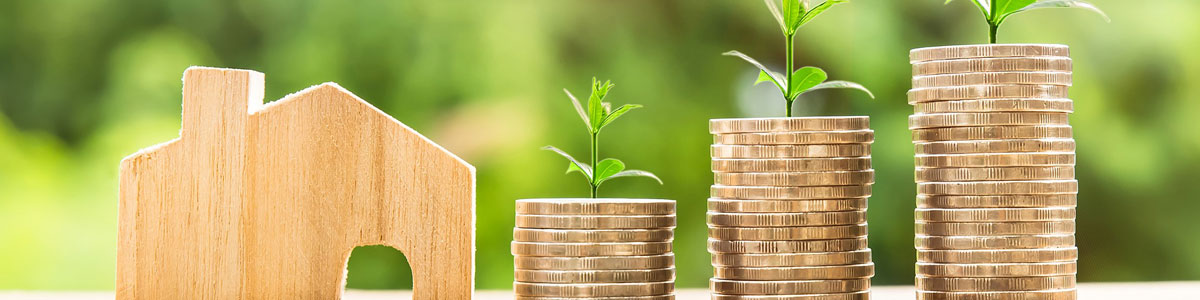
[915,235,1075,250]
[715,171,875,187]
[915,139,1075,155]
[908,85,1069,103]
[909,44,1069,63]
[915,166,1075,182]
[917,289,1076,300]
[908,112,1070,129]
[917,168,1073,184]
[513,228,674,243]
[711,292,870,300]
[917,180,1078,195]
[512,242,672,257]
[912,72,1072,89]
[918,290,1075,300]
[912,57,1072,76]
[714,264,875,280]
[708,211,866,227]
[916,208,1075,222]
[714,130,875,145]
[917,195,1076,209]
[916,262,1076,277]
[710,278,871,295]
[514,268,675,283]
[515,296,674,300]
[916,275,1076,292]
[708,237,869,254]
[711,185,872,200]
[713,158,873,172]
[711,250,873,267]
[513,281,674,297]
[917,248,1077,264]
[916,221,1075,236]
[516,198,675,215]
[708,198,869,213]
[514,254,674,270]
[709,224,868,241]
[912,126,1072,142]
[710,117,870,134]
[711,144,871,159]
[516,215,676,229]
[913,98,1074,114]
[915,153,1075,168]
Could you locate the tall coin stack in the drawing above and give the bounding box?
[708,117,876,300]
[512,199,677,299]
[908,45,1078,300]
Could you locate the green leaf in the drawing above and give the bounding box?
[797,0,848,28]
[799,80,875,99]
[946,0,992,20]
[1003,0,1110,24]
[541,145,592,180]
[755,71,774,85]
[762,0,786,33]
[566,162,587,175]
[723,51,785,94]
[782,0,803,34]
[593,158,625,184]
[756,70,786,92]
[787,67,828,99]
[562,89,592,133]
[598,104,642,130]
[992,0,1035,25]
[587,78,614,132]
[603,170,664,185]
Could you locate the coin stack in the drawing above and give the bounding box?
[708,117,876,300]
[512,198,677,299]
[908,44,1078,300]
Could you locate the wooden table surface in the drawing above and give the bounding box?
[3,282,1197,299]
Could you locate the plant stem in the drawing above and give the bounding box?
[590,131,599,198]
[988,0,998,44]
[989,23,998,44]
[785,33,795,118]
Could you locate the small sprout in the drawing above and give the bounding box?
[544,78,662,198]
[725,0,874,117]
[945,0,1110,43]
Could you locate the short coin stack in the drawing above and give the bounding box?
[512,198,676,299]
[908,44,1078,300]
[708,117,876,300]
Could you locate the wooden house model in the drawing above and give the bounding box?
[117,67,475,299]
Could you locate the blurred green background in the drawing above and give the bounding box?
[1,0,1198,290]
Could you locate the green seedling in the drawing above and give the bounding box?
[724,0,874,118]
[543,78,662,198]
[946,0,1110,43]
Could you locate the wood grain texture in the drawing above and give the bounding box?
[117,67,475,299]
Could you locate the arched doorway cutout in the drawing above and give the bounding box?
[344,245,415,291]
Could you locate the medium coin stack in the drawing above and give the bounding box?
[708,117,875,300]
[512,198,677,299]
[909,44,1078,300]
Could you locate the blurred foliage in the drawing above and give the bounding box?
[0,0,1198,290]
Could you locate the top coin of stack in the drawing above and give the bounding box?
[909,44,1078,300]
[708,117,875,300]
[512,199,677,299]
